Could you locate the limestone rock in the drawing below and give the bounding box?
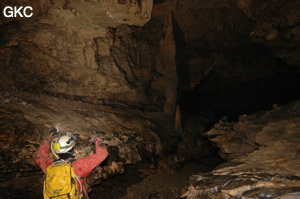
[1,0,300,198]
[0,0,156,109]
[183,100,300,198]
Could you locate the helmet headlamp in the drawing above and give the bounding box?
[53,142,61,151]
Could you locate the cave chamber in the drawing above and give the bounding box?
[0,0,300,198]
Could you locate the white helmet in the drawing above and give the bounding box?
[52,133,76,154]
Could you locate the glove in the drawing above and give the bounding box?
[95,137,105,147]
[43,132,54,141]
[43,128,58,141]
[49,128,58,134]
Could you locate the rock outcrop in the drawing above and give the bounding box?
[183,100,300,198]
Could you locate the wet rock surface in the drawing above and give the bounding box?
[183,100,300,199]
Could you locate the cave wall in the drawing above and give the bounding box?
[171,0,300,119]
[1,0,300,197]
[2,0,300,114]
[0,0,157,108]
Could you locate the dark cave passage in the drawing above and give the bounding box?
[178,48,300,121]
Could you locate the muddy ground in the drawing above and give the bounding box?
[0,157,221,199]
[89,157,222,199]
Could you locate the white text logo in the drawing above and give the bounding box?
[3,6,33,18]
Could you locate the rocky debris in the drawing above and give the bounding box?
[87,161,125,190]
[183,100,300,198]
[184,172,300,199]
[205,116,259,160]
[113,162,220,199]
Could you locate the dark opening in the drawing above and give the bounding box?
[179,47,300,121]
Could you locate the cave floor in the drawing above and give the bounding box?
[89,157,222,199]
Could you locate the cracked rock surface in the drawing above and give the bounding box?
[183,100,300,199]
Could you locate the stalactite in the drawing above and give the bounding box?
[174,104,183,135]
[161,8,177,116]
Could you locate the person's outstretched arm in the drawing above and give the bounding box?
[36,139,55,174]
[72,138,108,177]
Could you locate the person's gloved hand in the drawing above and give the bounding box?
[43,128,58,141]
[43,132,54,141]
[95,137,105,148]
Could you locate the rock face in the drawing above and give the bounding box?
[183,100,300,198]
[1,0,300,113]
[0,0,156,108]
